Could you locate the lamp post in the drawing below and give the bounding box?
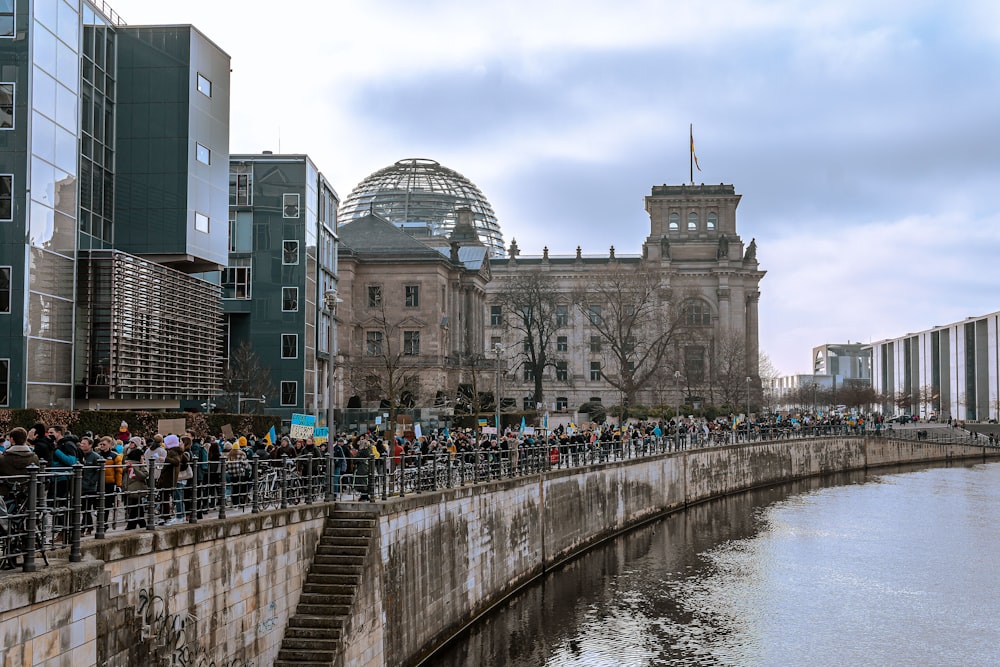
[745,376,751,420]
[324,289,343,501]
[494,343,503,439]
[674,370,682,420]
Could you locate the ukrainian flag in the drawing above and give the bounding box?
[264,425,277,446]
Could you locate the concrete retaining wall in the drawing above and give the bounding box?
[345,437,997,667]
[0,505,327,667]
[1,437,994,667]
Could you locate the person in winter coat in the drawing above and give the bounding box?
[0,427,39,496]
[123,447,148,530]
[156,434,182,525]
[116,421,131,446]
[97,436,123,528]
[50,426,79,538]
[27,423,53,466]
[78,436,102,535]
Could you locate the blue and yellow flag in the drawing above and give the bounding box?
[264,425,277,446]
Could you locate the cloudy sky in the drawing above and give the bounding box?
[112,0,1000,375]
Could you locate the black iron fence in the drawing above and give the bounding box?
[0,425,994,573]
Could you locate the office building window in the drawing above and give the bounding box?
[196,142,210,165]
[556,305,568,327]
[368,284,382,308]
[222,267,251,299]
[0,83,11,129]
[556,396,568,411]
[557,336,567,352]
[282,240,299,265]
[229,211,252,252]
[283,193,300,218]
[230,168,252,206]
[0,266,9,313]
[0,174,11,221]
[590,361,602,381]
[403,331,420,356]
[366,331,383,356]
[197,73,212,97]
[0,359,7,405]
[281,334,298,359]
[194,212,209,233]
[590,336,601,353]
[588,305,602,325]
[405,285,419,307]
[282,287,298,312]
[490,305,502,326]
[556,361,568,381]
[280,381,297,406]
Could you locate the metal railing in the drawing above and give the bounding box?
[0,426,993,573]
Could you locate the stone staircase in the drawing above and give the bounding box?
[273,508,377,667]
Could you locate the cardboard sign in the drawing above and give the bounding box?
[221,424,234,440]
[289,413,316,440]
[157,418,187,436]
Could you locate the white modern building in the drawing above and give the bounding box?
[867,311,1000,421]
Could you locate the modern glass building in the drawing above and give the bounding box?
[226,153,339,424]
[0,1,230,409]
[868,311,1000,421]
[338,158,504,258]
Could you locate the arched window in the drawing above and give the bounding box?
[687,212,698,231]
[707,212,718,230]
[683,299,712,326]
[668,212,679,231]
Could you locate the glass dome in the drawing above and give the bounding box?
[338,158,504,257]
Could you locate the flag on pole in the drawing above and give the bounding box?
[520,416,526,434]
[690,125,701,172]
[264,425,277,446]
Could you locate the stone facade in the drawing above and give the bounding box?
[488,183,766,414]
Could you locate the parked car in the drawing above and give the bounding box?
[888,415,912,424]
[928,414,938,422]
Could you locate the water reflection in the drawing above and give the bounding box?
[431,463,1000,666]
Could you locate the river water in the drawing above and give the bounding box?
[431,461,1000,667]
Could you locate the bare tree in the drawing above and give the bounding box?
[839,379,877,412]
[714,330,749,409]
[493,270,562,406]
[344,300,423,437]
[758,352,780,413]
[222,341,275,413]
[573,266,685,410]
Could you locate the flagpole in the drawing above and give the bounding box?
[689,123,694,186]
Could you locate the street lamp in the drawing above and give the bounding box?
[674,370,682,420]
[201,399,216,413]
[494,343,503,438]
[324,289,343,502]
[745,376,751,421]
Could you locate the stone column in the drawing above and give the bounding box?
[717,287,731,330]
[745,290,760,375]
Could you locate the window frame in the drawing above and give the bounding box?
[684,299,712,326]
[555,361,568,382]
[195,142,210,165]
[281,333,298,359]
[0,265,9,313]
[490,305,502,326]
[283,192,300,218]
[366,330,384,356]
[687,211,698,231]
[281,286,299,312]
[221,266,251,300]
[282,240,299,265]
[367,284,383,308]
[556,336,568,352]
[280,381,297,406]
[589,336,602,354]
[0,174,12,221]
[668,212,679,231]
[0,358,8,406]
[403,330,420,356]
[590,361,602,382]
[0,82,12,129]
[555,396,568,412]
[707,211,718,230]
[404,285,419,308]
[555,304,568,327]
[194,211,210,234]
[196,73,212,98]
[588,304,602,325]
